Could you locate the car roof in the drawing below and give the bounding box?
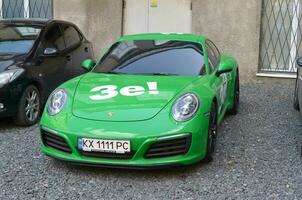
[0,18,76,27]
[118,33,207,43]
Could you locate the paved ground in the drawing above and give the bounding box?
[1,83,302,200]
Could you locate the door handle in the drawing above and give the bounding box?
[66,55,71,61]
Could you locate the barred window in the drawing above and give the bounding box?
[1,0,52,19]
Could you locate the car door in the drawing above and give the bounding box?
[60,23,93,77]
[206,40,227,115]
[32,23,69,101]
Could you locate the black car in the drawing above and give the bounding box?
[294,57,302,114]
[0,19,93,126]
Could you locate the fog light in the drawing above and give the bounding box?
[0,103,4,109]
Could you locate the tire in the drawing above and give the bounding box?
[229,72,240,115]
[203,103,218,163]
[14,85,41,126]
[294,76,300,111]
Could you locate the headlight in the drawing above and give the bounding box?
[172,93,200,122]
[47,89,68,116]
[0,68,24,88]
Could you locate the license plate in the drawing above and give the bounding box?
[78,138,130,154]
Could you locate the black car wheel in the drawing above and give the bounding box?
[203,103,217,163]
[14,85,41,126]
[229,72,240,115]
[294,75,300,111]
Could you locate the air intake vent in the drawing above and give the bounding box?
[80,151,135,160]
[145,135,191,159]
[41,130,72,153]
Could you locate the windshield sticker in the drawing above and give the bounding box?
[89,82,159,100]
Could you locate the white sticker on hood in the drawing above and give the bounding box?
[89,82,159,100]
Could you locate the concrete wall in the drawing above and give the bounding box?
[53,0,263,82]
[192,0,262,82]
[53,0,123,58]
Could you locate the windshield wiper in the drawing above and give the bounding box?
[137,73,178,76]
[99,71,178,76]
[100,71,126,74]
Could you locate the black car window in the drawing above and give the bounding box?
[207,53,215,72]
[61,24,81,49]
[206,40,220,72]
[206,45,217,72]
[0,24,41,55]
[43,24,65,51]
[94,40,205,76]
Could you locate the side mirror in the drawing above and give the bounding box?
[297,57,302,67]
[215,55,234,77]
[43,48,58,56]
[81,58,95,71]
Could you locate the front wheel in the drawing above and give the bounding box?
[203,103,218,163]
[14,85,41,126]
[229,72,240,115]
[294,76,300,111]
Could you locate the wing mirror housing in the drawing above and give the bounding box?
[81,58,96,71]
[43,47,59,56]
[297,57,302,67]
[215,55,235,77]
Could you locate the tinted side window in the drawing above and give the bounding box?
[61,24,81,49]
[43,24,65,51]
[206,40,221,72]
[206,44,216,72]
[209,41,220,61]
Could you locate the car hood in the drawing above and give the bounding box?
[72,72,199,122]
[0,54,25,72]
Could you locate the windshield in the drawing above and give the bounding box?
[0,25,41,55]
[94,40,205,76]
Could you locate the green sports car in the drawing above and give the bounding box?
[39,33,239,168]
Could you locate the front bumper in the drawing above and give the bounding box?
[39,112,210,168]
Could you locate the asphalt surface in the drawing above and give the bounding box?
[1,83,302,200]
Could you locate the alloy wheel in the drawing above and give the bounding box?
[25,90,40,122]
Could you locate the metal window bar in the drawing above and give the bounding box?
[259,0,302,73]
[0,0,53,19]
